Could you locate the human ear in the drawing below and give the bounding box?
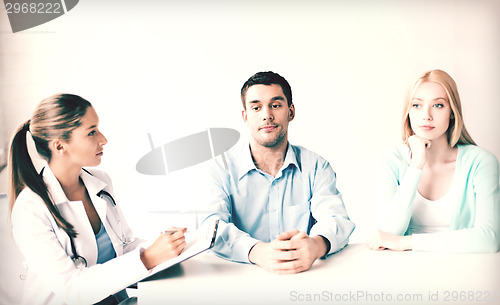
[49,139,66,156]
[288,103,295,122]
[242,109,248,123]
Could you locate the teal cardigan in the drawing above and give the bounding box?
[377,144,499,253]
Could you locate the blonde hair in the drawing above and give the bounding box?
[402,69,476,147]
[9,94,91,237]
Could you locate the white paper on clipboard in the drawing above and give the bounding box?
[147,218,219,277]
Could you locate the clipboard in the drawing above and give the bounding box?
[143,218,219,279]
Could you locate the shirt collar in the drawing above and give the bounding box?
[42,166,108,205]
[237,142,301,180]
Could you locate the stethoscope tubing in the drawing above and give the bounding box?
[70,190,129,269]
[40,168,128,269]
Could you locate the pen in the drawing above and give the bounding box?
[161,229,188,235]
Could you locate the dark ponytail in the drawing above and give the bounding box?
[9,120,33,203]
[9,94,91,238]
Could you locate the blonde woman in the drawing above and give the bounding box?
[9,94,186,305]
[366,70,499,253]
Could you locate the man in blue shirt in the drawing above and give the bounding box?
[203,71,355,274]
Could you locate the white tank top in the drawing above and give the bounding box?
[407,191,454,234]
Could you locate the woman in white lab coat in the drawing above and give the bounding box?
[9,94,186,305]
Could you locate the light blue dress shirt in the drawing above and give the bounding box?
[203,141,355,263]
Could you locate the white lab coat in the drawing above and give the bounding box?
[11,167,152,305]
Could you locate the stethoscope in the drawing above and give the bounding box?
[69,189,134,269]
[40,168,133,269]
[97,190,135,246]
[69,235,87,269]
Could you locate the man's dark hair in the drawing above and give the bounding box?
[240,71,292,109]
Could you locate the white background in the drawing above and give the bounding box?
[1,1,500,303]
[1,0,499,242]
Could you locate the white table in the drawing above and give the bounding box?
[138,243,500,305]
